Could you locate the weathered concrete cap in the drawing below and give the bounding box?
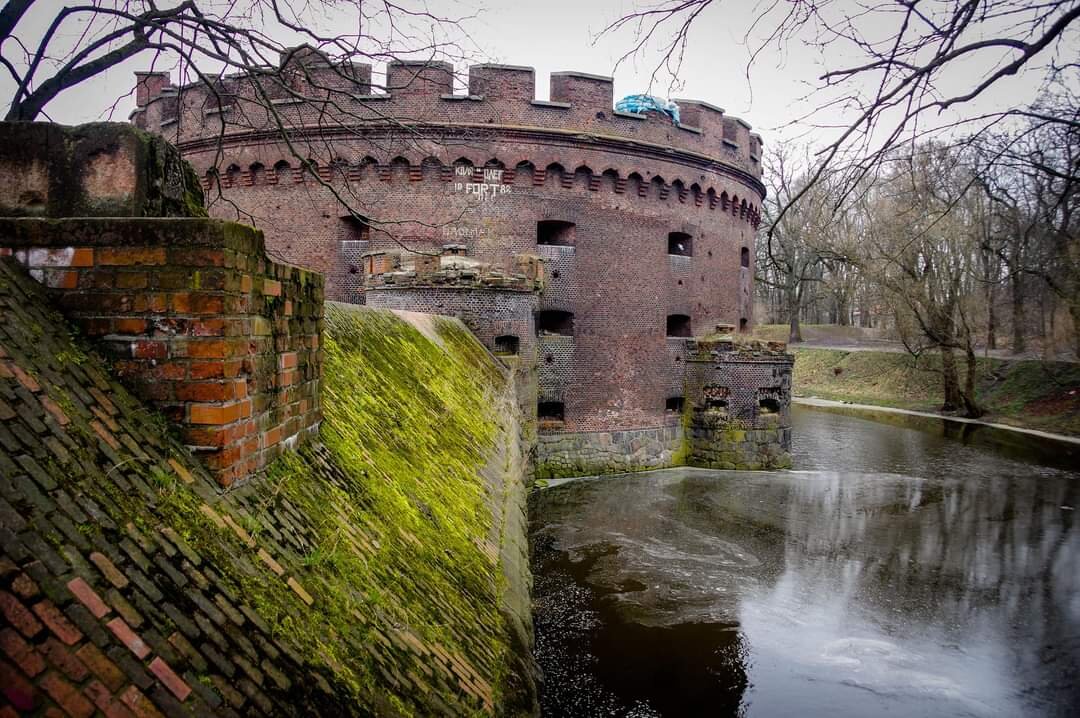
[0,122,205,218]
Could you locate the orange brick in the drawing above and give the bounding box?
[186,340,230,359]
[40,671,94,718]
[189,401,243,425]
[96,247,166,266]
[0,627,45,677]
[262,278,282,296]
[42,269,79,289]
[148,657,190,701]
[278,351,298,369]
[189,294,224,314]
[0,593,43,639]
[188,361,224,379]
[113,318,147,334]
[66,578,110,619]
[106,618,149,659]
[76,645,125,692]
[174,380,243,402]
[131,341,167,360]
[32,600,83,645]
[39,637,89,681]
[120,685,164,718]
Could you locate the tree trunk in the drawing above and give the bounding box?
[1011,271,1025,354]
[940,346,962,412]
[787,283,803,343]
[986,284,996,350]
[961,345,984,418]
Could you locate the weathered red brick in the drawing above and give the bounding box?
[106,617,150,659]
[42,269,79,289]
[114,271,149,289]
[0,627,45,677]
[262,278,282,296]
[89,552,129,589]
[148,656,191,702]
[40,671,95,718]
[113,318,148,334]
[120,686,166,718]
[188,401,244,425]
[83,679,137,718]
[185,339,233,359]
[0,591,43,638]
[32,600,83,646]
[39,396,71,426]
[10,573,39,599]
[0,657,36,710]
[9,363,41,392]
[75,643,127,693]
[96,247,166,266]
[39,637,90,681]
[66,577,111,619]
[131,340,167,360]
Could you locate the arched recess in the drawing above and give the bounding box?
[388,156,411,181]
[573,165,593,190]
[741,247,750,267]
[671,179,686,203]
[601,168,620,192]
[249,162,266,185]
[514,160,536,186]
[544,163,566,189]
[627,172,644,197]
[421,156,443,180]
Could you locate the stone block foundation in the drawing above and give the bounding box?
[536,424,684,479]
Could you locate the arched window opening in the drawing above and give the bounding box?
[740,318,749,332]
[741,247,750,267]
[537,310,574,336]
[494,335,519,356]
[538,401,565,428]
[668,232,692,256]
[667,314,692,338]
[537,221,576,247]
[665,397,685,414]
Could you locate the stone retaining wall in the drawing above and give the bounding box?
[536,424,684,479]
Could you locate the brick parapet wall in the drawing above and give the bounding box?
[131,58,764,180]
[0,218,322,486]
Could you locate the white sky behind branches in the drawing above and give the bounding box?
[3,0,1078,157]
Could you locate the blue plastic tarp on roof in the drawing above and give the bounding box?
[615,95,680,124]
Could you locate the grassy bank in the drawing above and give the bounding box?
[791,347,1080,436]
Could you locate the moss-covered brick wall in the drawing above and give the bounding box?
[0,259,537,715]
[0,218,322,486]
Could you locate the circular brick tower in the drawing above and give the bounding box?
[132,48,767,476]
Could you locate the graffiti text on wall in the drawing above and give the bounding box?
[454,166,511,202]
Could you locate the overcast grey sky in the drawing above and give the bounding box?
[6,0,1077,150]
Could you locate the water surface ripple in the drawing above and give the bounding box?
[530,406,1080,716]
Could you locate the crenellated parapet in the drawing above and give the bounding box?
[130,48,764,190]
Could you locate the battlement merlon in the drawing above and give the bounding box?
[131,54,763,180]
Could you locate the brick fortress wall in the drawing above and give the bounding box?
[0,123,322,486]
[131,50,766,474]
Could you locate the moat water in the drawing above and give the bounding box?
[530,405,1080,717]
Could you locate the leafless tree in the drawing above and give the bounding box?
[1,0,480,255]
[603,0,1080,225]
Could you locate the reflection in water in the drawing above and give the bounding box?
[530,406,1080,717]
